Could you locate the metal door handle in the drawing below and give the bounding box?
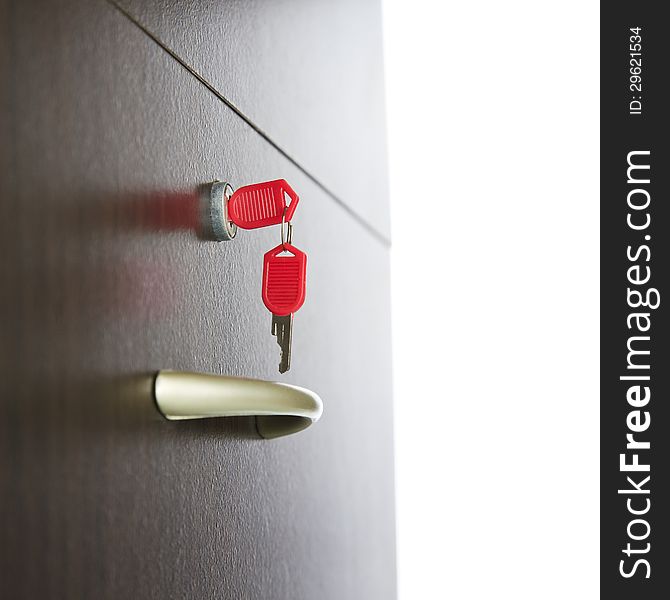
[153,370,323,439]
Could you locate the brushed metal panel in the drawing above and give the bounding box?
[112,0,391,241]
[0,1,395,598]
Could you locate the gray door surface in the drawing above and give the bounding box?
[0,1,395,598]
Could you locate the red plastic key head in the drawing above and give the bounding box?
[228,179,299,229]
[262,243,307,316]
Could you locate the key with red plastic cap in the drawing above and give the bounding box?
[262,243,307,373]
[228,179,299,230]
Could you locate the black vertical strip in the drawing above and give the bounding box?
[601,6,669,595]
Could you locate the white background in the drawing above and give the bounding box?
[382,1,599,597]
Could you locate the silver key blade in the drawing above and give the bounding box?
[271,314,293,373]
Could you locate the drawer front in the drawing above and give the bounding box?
[112,0,391,241]
[0,1,395,599]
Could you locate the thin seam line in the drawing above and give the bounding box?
[106,0,391,248]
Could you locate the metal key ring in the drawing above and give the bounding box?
[280,208,293,249]
[222,182,234,202]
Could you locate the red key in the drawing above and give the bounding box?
[262,243,307,316]
[228,179,299,229]
[263,243,307,373]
